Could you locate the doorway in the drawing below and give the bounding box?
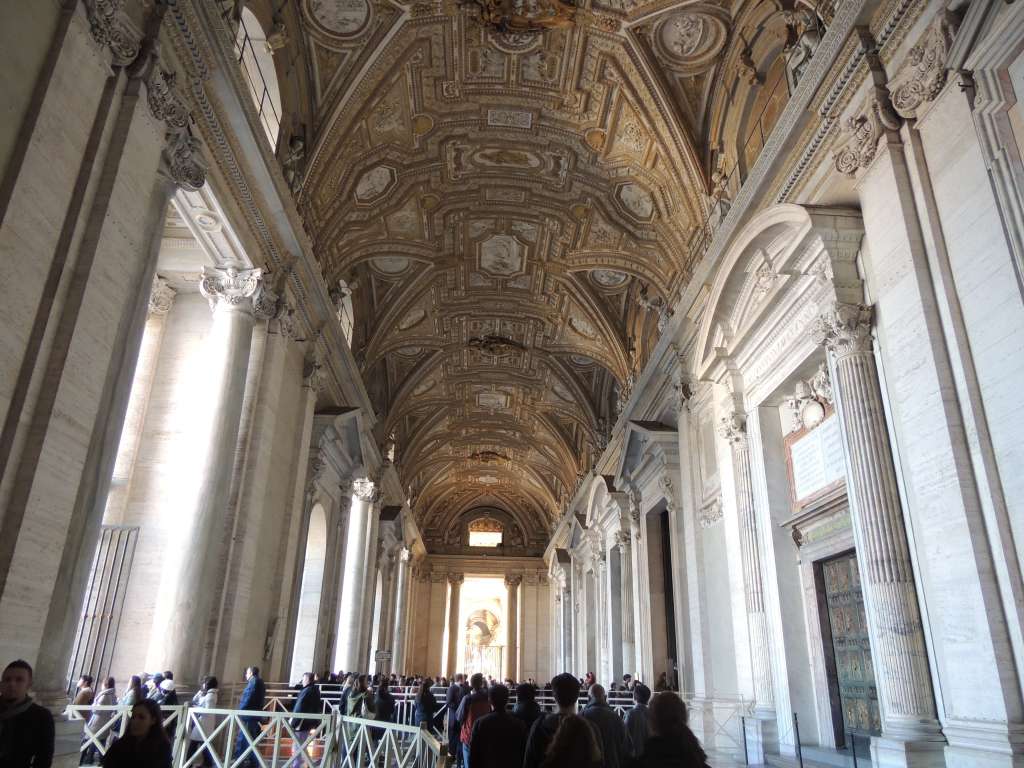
[817,551,880,749]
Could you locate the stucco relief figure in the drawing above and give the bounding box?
[354,165,396,202]
[308,0,370,35]
[479,234,525,276]
[471,0,576,32]
[617,182,655,220]
[785,10,823,91]
[669,15,704,57]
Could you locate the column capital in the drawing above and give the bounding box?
[349,477,379,502]
[148,275,176,316]
[398,546,411,562]
[505,573,523,589]
[447,572,465,587]
[717,411,747,447]
[812,302,874,357]
[199,266,263,314]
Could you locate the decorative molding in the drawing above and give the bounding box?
[198,266,262,312]
[785,363,834,433]
[698,496,723,529]
[811,302,874,358]
[146,69,190,130]
[303,351,327,393]
[888,10,960,119]
[717,411,747,447]
[447,572,465,586]
[148,275,176,316]
[83,0,141,66]
[832,89,901,176]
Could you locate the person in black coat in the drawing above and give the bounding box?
[511,683,542,733]
[0,660,54,768]
[445,673,466,763]
[286,673,322,768]
[101,700,172,768]
[628,691,709,768]
[233,666,266,768]
[415,677,440,730]
[468,684,526,768]
[581,684,628,768]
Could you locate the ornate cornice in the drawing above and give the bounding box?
[698,496,723,529]
[148,275,175,316]
[832,89,901,176]
[811,302,874,358]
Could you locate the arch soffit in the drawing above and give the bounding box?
[694,204,864,380]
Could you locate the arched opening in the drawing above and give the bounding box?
[235,8,282,149]
[468,516,503,548]
[290,503,327,681]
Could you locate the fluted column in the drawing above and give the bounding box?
[719,412,775,716]
[335,478,378,672]
[391,547,411,673]
[813,303,943,758]
[148,267,267,681]
[446,573,464,677]
[615,530,636,678]
[505,574,522,680]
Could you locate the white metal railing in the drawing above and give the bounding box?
[67,704,444,767]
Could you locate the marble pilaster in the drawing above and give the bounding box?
[505,573,521,680]
[391,547,411,673]
[446,572,464,677]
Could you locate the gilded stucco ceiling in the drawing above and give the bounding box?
[295,0,752,547]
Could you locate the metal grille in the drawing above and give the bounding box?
[66,525,138,693]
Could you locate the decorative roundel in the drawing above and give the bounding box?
[396,346,422,357]
[489,29,542,55]
[305,0,372,38]
[591,269,628,288]
[397,309,426,331]
[372,256,411,275]
[570,354,594,367]
[652,5,729,75]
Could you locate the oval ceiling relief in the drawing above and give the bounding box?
[305,0,372,37]
[397,308,426,331]
[591,269,628,288]
[652,5,729,74]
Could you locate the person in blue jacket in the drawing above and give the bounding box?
[233,666,266,767]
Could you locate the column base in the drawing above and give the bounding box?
[871,735,947,768]
[745,712,778,764]
[943,719,1024,768]
[54,715,85,768]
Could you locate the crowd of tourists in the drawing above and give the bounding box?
[1,656,707,768]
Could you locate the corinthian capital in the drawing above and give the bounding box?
[717,411,747,447]
[811,302,874,358]
[148,275,175,316]
[448,572,465,587]
[199,266,263,313]
[350,477,379,502]
[504,574,523,589]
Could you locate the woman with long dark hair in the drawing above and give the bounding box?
[540,714,603,768]
[101,699,171,767]
[415,677,439,729]
[628,691,709,768]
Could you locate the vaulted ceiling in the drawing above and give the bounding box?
[289,0,802,548]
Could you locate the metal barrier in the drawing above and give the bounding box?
[67,703,444,767]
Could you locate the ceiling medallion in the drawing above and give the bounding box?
[463,0,577,34]
[467,334,525,356]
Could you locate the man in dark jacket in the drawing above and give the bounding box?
[625,682,652,758]
[287,673,322,768]
[446,673,466,763]
[0,660,54,768]
[468,684,526,768]
[455,673,491,768]
[511,683,542,732]
[523,673,602,768]
[234,665,266,767]
[582,684,627,768]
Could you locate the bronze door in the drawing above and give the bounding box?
[821,552,881,741]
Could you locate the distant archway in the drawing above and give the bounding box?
[290,503,327,681]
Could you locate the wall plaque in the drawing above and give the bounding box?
[786,413,845,507]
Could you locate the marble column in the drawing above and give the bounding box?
[813,303,944,765]
[719,412,776,717]
[615,529,636,679]
[391,547,411,673]
[446,573,464,677]
[357,512,382,668]
[146,267,267,681]
[505,574,522,680]
[335,478,378,672]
